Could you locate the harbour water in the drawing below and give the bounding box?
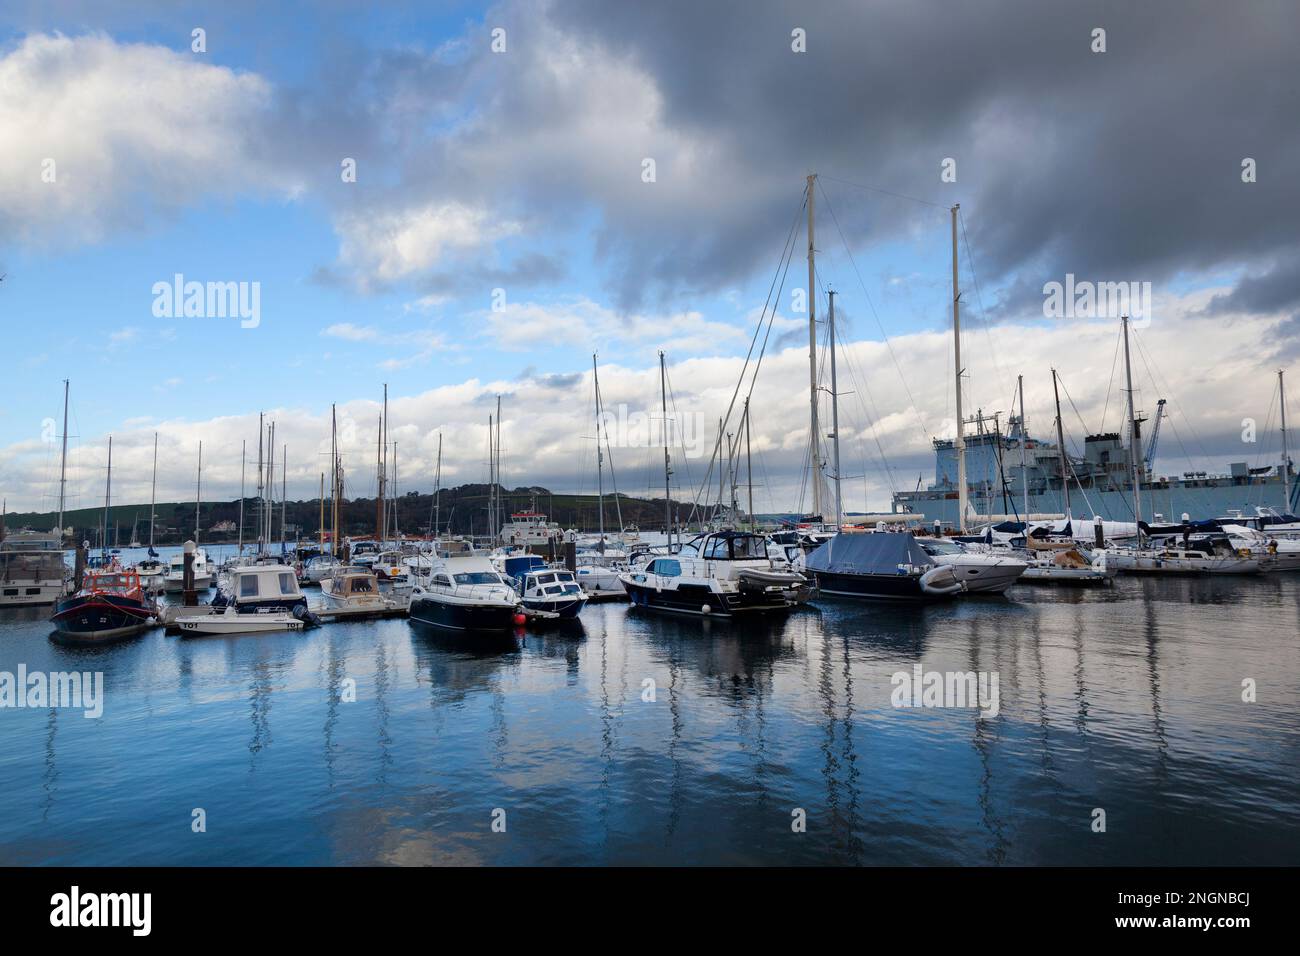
[1,567,1297,866]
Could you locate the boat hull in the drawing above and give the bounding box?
[622,579,793,617]
[521,595,587,619]
[51,594,154,642]
[809,569,955,602]
[176,612,305,635]
[0,582,65,607]
[409,596,519,633]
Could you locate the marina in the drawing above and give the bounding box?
[1,1,1296,906]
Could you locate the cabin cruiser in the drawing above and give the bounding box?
[1018,547,1117,583]
[321,567,386,609]
[134,556,168,592]
[51,569,157,643]
[619,530,804,617]
[575,563,626,595]
[1218,507,1300,537]
[408,556,521,633]
[299,554,341,585]
[349,540,381,567]
[0,548,67,607]
[371,549,411,587]
[915,537,1027,594]
[804,532,966,601]
[499,511,565,548]
[513,567,588,619]
[177,564,320,635]
[162,547,214,592]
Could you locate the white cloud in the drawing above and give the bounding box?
[0,32,299,245]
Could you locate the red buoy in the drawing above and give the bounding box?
[513,612,527,625]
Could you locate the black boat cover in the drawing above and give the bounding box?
[805,532,934,574]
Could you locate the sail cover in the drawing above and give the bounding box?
[805,532,934,574]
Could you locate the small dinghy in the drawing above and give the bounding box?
[175,605,309,635]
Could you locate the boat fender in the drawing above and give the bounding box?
[701,604,711,615]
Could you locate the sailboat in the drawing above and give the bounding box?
[135,433,167,592]
[51,435,159,642]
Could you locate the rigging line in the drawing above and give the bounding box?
[1131,326,1213,463]
[818,174,948,209]
[688,188,804,518]
[817,177,931,438]
[1099,327,1122,434]
[812,265,899,500]
[958,207,1011,406]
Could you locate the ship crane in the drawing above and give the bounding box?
[1144,398,1167,479]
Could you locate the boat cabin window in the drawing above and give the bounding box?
[651,559,682,577]
[454,571,503,586]
[432,574,452,588]
[279,572,297,595]
[239,575,259,598]
[730,536,766,559]
[350,578,374,593]
[704,537,731,560]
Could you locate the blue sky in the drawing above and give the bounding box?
[1,2,1295,515]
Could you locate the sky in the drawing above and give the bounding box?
[1,0,1297,520]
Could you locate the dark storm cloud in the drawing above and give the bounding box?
[1204,256,1300,317]
[543,0,1300,312]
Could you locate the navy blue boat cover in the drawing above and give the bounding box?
[805,532,934,574]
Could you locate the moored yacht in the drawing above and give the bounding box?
[0,546,67,607]
[176,564,320,635]
[51,569,157,643]
[162,548,214,592]
[320,567,386,609]
[915,537,1027,594]
[619,530,804,617]
[408,556,521,633]
[804,532,966,601]
[513,567,588,619]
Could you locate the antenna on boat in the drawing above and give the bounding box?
[56,380,69,543]
[951,203,967,534]
[102,435,112,561]
[1018,375,1029,530]
[195,440,202,543]
[594,353,605,550]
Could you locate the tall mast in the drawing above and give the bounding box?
[281,444,287,552]
[660,350,672,545]
[1018,375,1029,528]
[1122,316,1143,543]
[150,432,158,552]
[828,288,843,530]
[493,392,499,535]
[806,173,823,520]
[256,413,265,552]
[381,384,388,543]
[1051,369,1071,517]
[391,442,398,540]
[330,404,338,554]
[55,377,69,538]
[194,440,203,542]
[267,422,275,547]
[744,397,754,533]
[434,433,442,539]
[319,473,325,550]
[237,439,245,555]
[952,203,968,533]
[594,354,605,545]
[1280,369,1292,512]
[102,436,112,560]
[718,417,725,525]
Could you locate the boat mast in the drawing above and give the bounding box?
[330,404,338,555]
[194,440,203,543]
[660,350,672,546]
[267,422,275,548]
[951,203,967,533]
[1018,375,1030,529]
[806,173,824,522]
[102,436,112,560]
[1122,316,1143,543]
[391,442,398,540]
[55,382,69,546]
[1280,368,1292,512]
[150,432,159,553]
[256,413,265,553]
[319,473,325,551]
[495,395,503,536]
[433,432,442,539]
[1051,369,1071,518]
[281,444,287,553]
[237,440,244,555]
[744,397,755,533]
[594,354,605,547]
[828,289,843,530]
